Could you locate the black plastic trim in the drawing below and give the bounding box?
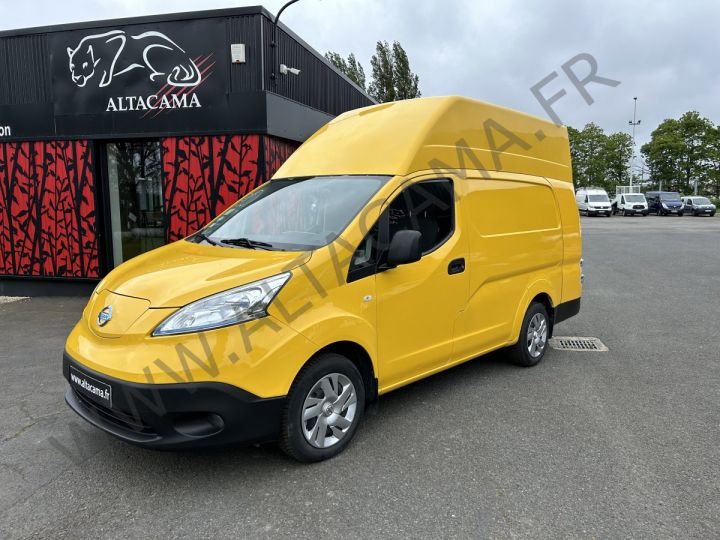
[63,352,285,449]
[554,298,581,325]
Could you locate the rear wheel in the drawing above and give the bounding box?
[279,353,365,462]
[508,302,550,367]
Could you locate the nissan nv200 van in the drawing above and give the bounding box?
[63,96,582,462]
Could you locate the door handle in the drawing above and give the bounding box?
[448,258,465,275]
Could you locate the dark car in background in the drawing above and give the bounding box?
[646,191,684,216]
[681,196,716,216]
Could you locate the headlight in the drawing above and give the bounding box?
[661,202,668,209]
[153,272,291,336]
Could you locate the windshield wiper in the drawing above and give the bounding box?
[219,238,275,250]
[195,232,219,246]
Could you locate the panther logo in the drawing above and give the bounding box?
[66,30,202,88]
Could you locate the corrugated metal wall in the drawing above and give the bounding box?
[262,17,372,115]
[227,14,264,93]
[0,34,52,105]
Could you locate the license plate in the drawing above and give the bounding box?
[705,210,712,213]
[69,366,112,408]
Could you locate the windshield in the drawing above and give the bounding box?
[196,176,390,251]
[624,194,645,202]
[588,194,609,202]
[659,193,681,201]
[693,197,711,205]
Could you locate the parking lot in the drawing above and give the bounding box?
[0,216,718,539]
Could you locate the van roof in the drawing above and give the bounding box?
[273,96,572,181]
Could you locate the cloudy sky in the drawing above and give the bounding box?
[0,0,715,145]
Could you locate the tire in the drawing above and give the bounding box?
[279,353,365,462]
[623,209,628,216]
[678,212,684,217]
[507,302,550,368]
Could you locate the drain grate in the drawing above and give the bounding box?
[549,336,608,352]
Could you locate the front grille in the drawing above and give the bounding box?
[633,205,644,209]
[73,389,156,435]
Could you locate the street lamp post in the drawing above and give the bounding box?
[270,0,302,85]
[628,97,641,188]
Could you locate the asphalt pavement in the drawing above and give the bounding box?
[0,215,718,539]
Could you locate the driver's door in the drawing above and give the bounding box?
[373,178,469,392]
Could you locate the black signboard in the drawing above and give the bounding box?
[47,17,229,136]
[0,10,342,143]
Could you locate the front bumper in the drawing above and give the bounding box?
[63,352,284,449]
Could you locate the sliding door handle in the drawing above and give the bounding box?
[448,258,465,275]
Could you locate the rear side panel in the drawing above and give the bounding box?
[549,179,582,303]
[451,173,563,362]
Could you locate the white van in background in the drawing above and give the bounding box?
[576,188,612,217]
[611,192,648,216]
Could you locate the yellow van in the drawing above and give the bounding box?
[63,96,581,462]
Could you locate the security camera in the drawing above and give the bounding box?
[279,64,301,76]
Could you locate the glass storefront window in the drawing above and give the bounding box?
[106,141,164,266]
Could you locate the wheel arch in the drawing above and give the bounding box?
[303,341,378,404]
[511,284,558,343]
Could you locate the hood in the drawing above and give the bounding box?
[99,240,311,308]
[662,200,682,206]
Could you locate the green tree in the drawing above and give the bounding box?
[392,41,420,100]
[569,123,608,189]
[327,41,421,103]
[641,111,716,194]
[604,132,634,186]
[706,125,720,198]
[324,51,367,90]
[568,123,633,192]
[368,41,395,102]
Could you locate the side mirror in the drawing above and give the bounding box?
[386,230,422,267]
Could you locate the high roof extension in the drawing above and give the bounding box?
[275,96,572,182]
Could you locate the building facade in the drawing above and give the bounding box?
[0,6,373,293]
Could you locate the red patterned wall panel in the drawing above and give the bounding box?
[264,136,298,180]
[162,134,298,242]
[0,140,98,278]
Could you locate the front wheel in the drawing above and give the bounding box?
[279,353,365,462]
[508,302,550,367]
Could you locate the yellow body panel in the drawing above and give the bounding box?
[67,96,581,401]
[275,96,572,181]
